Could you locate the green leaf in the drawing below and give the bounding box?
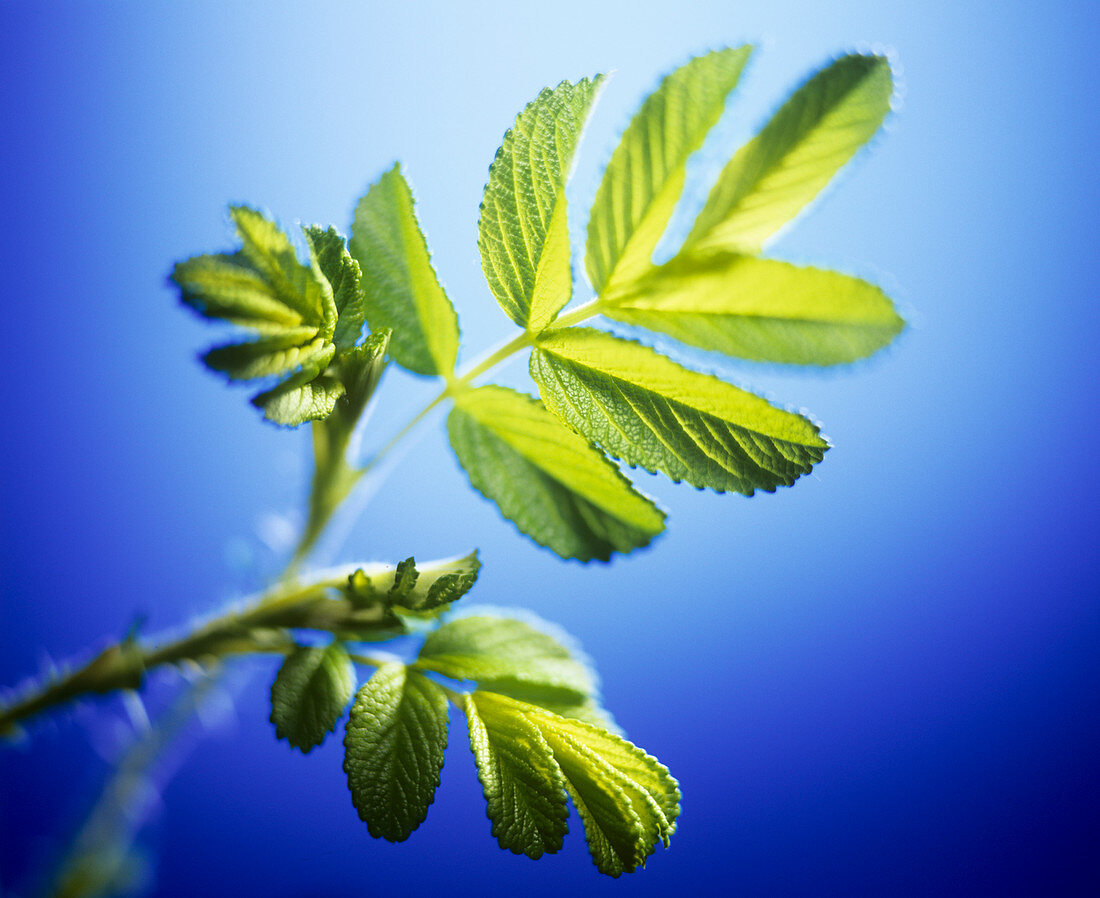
[202,332,332,381]
[269,643,356,753]
[250,349,344,427]
[479,76,605,332]
[686,54,893,253]
[390,557,419,601]
[229,206,333,330]
[585,46,752,294]
[334,328,391,426]
[417,614,597,708]
[463,693,569,859]
[447,385,665,561]
[171,208,347,426]
[349,163,459,376]
[531,328,828,494]
[603,250,904,365]
[343,664,449,842]
[471,692,680,877]
[343,552,481,616]
[172,252,310,333]
[303,225,365,351]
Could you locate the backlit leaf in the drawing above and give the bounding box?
[343,664,448,842]
[603,249,904,364]
[349,163,459,376]
[479,76,604,331]
[531,328,827,493]
[447,386,665,561]
[585,46,752,294]
[304,224,365,351]
[687,54,893,253]
[463,693,569,858]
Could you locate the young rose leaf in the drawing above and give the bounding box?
[250,350,344,427]
[349,163,459,377]
[390,557,419,601]
[602,250,904,365]
[686,54,894,254]
[269,643,356,753]
[172,253,310,333]
[586,46,752,294]
[333,328,391,426]
[343,664,448,842]
[417,614,597,706]
[303,224,366,352]
[171,207,345,426]
[230,206,335,331]
[531,328,828,494]
[447,386,665,562]
[480,75,605,332]
[201,331,330,381]
[342,552,481,617]
[463,693,569,859]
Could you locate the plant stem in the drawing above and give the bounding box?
[360,298,604,478]
[0,580,337,735]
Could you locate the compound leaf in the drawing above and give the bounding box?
[349,163,459,376]
[447,386,665,561]
[531,328,828,494]
[603,250,904,365]
[480,76,604,332]
[269,643,356,753]
[463,692,569,858]
[172,208,346,426]
[585,46,752,294]
[343,664,448,842]
[304,224,365,351]
[687,53,893,253]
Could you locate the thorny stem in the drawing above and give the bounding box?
[0,573,384,735]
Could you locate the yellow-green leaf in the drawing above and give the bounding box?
[349,163,459,376]
[480,76,605,332]
[447,385,665,561]
[585,46,752,294]
[687,54,893,253]
[463,693,569,859]
[531,328,827,494]
[603,249,904,365]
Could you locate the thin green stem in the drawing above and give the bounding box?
[359,300,604,479]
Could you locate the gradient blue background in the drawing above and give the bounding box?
[2,2,1097,895]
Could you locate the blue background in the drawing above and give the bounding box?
[2,2,1097,895]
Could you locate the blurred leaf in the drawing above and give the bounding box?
[687,54,893,253]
